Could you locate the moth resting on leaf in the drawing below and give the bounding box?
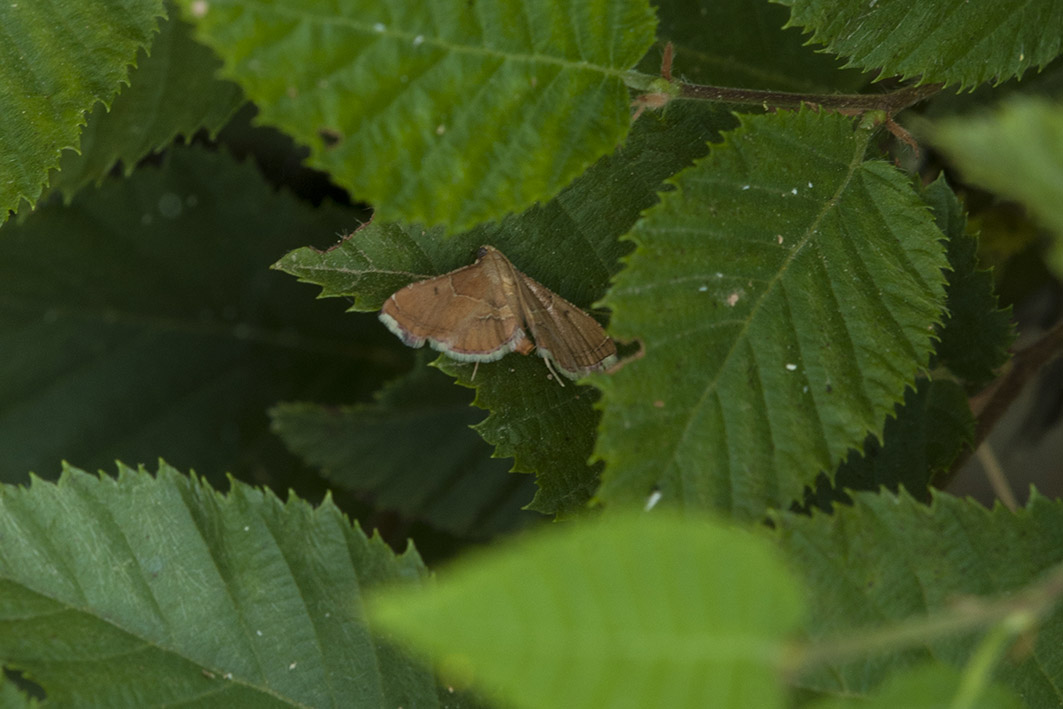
[379,246,617,381]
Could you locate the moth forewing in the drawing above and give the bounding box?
[378,245,616,381]
[515,275,618,379]
[379,257,532,362]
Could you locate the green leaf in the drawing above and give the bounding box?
[774,490,1063,705]
[929,98,1063,277]
[924,176,1014,387]
[773,0,1063,90]
[803,378,973,512]
[0,0,165,219]
[369,512,805,709]
[0,672,36,709]
[0,146,392,489]
[173,0,658,232]
[595,110,948,518]
[271,353,539,538]
[0,462,436,707]
[48,8,245,201]
[275,100,731,516]
[810,664,1023,709]
[647,0,867,91]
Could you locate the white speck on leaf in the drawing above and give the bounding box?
[741,185,750,190]
[412,34,424,46]
[191,0,208,17]
[644,490,662,511]
[791,187,798,195]
[373,22,385,32]
[698,285,708,292]
[786,363,798,371]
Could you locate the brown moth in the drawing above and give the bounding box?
[379,246,617,381]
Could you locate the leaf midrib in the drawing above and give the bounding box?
[663,128,872,501]
[217,0,634,77]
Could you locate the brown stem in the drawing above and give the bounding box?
[943,321,1063,485]
[677,80,943,116]
[974,322,1063,445]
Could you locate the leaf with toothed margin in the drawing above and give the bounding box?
[270,352,540,537]
[173,0,658,232]
[274,100,731,517]
[923,176,1013,388]
[48,11,245,202]
[0,0,165,221]
[773,490,1063,705]
[772,0,1063,90]
[594,109,948,520]
[0,462,452,707]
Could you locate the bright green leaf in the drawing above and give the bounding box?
[271,353,539,537]
[48,9,245,201]
[0,146,391,489]
[811,663,1023,709]
[595,110,948,519]
[0,672,36,709]
[773,0,1063,90]
[370,512,805,709]
[774,490,1063,705]
[930,98,1063,276]
[925,176,1014,387]
[0,0,165,220]
[274,100,731,516]
[173,0,658,232]
[0,462,435,707]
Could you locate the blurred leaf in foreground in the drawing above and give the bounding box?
[370,512,804,709]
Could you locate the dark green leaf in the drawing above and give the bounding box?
[804,378,974,512]
[0,462,435,707]
[774,0,1063,90]
[271,353,539,537]
[49,8,245,201]
[0,146,390,489]
[275,100,731,516]
[925,176,1014,387]
[595,110,948,519]
[647,0,867,91]
[174,0,658,232]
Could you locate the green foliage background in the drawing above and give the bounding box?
[1,0,1061,707]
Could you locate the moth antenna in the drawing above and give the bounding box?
[471,361,480,381]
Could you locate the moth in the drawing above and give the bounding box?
[379,246,617,382]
